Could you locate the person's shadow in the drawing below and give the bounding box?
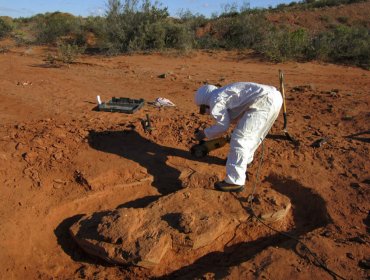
[87,129,225,195]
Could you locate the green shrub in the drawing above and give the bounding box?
[126,21,166,51]
[304,0,367,8]
[57,43,85,63]
[35,12,83,44]
[177,9,208,46]
[309,32,332,60]
[331,25,368,61]
[312,25,370,68]
[83,16,109,48]
[0,17,13,38]
[195,34,222,49]
[222,12,271,49]
[104,0,170,53]
[164,21,193,50]
[337,16,349,24]
[257,27,310,62]
[319,15,330,23]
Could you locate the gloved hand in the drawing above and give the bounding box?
[194,130,206,141]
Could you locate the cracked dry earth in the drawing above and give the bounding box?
[0,44,369,279]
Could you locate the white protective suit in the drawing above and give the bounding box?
[195,82,283,185]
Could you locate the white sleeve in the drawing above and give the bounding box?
[204,101,230,139]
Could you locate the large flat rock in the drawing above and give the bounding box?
[70,187,291,268]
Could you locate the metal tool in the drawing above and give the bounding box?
[279,70,299,145]
[141,114,154,133]
[190,135,230,158]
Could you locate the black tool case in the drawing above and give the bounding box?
[98,97,145,114]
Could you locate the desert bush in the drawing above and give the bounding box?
[57,43,85,63]
[104,0,170,53]
[35,12,83,44]
[127,21,166,51]
[311,25,370,68]
[44,53,58,65]
[303,0,367,8]
[0,17,13,38]
[83,16,109,47]
[221,12,271,49]
[319,15,331,23]
[0,46,10,53]
[178,9,207,24]
[337,16,349,24]
[308,32,332,60]
[177,9,209,38]
[163,21,193,50]
[258,27,310,62]
[195,34,222,49]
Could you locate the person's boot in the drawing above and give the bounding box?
[214,181,244,192]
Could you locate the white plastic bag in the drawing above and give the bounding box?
[155,97,176,107]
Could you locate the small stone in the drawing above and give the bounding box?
[52,143,64,149]
[348,236,366,244]
[350,182,360,189]
[53,178,65,184]
[53,184,63,189]
[346,253,355,260]
[53,151,63,160]
[23,152,38,164]
[320,230,332,237]
[15,143,24,150]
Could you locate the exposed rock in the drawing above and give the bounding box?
[23,151,38,164]
[53,151,63,160]
[70,188,247,268]
[70,187,291,269]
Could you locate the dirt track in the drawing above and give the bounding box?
[0,45,369,279]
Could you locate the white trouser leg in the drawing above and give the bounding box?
[225,92,282,185]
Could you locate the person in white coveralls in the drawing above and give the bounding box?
[194,82,282,192]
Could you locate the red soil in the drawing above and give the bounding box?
[0,43,369,279]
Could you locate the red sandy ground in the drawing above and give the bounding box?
[0,43,369,279]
